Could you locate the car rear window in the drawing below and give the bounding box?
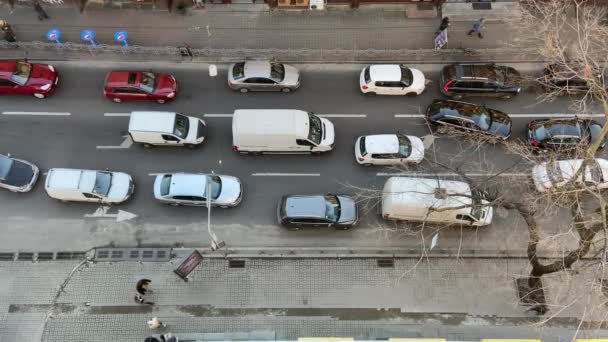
[232,63,245,80]
[160,175,171,196]
[441,65,457,84]
[0,156,13,180]
[364,67,371,84]
[400,67,413,87]
[359,137,367,156]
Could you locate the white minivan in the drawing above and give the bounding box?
[232,109,335,154]
[45,168,134,204]
[381,177,493,226]
[128,111,207,148]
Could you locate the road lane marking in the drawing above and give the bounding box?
[204,114,233,117]
[317,114,367,118]
[96,136,133,149]
[252,173,320,176]
[2,111,70,116]
[395,114,424,118]
[104,113,131,117]
[377,172,528,177]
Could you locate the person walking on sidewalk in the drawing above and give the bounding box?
[136,278,153,295]
[147,317,167,330]
[467,18,486,39]
[1,20,16,43]
[135,293,154,305]
[33,0,49,21]
[160,333,179,342]
[437,17,450,33]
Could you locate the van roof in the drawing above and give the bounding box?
[129,111,176,133]
[232,109,310,144]
[382,177,473,211]
[46,168,96,192]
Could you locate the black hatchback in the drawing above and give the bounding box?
[426,99,512,140]
[527,117,606,152]
[440,63,522,100]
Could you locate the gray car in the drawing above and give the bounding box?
[227,61,300,93]
[0,154,39,193]
[277,194,358,230]
[153,173,243,208]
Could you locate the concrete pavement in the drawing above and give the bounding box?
[1,254,607,341]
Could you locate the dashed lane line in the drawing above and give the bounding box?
[376,172,528,177]
[252,173,321,176]
[204,114,233,117]
[2,111,71,116]
[104,113,131,117]
[317,114,367,118]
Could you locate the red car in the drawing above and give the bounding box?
[0,60,58,98]
[103,71,177,104]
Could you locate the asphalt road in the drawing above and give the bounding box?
[0,61,604,252]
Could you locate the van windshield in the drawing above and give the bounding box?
[470,189,485,220]
[173,114,189,139]
[308,113,323,145]
[93,171,112,196]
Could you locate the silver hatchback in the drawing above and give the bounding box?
[228,61,300,93]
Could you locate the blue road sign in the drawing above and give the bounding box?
[81,29,96,45]
[114,30,129,47]
[46,28,61,44]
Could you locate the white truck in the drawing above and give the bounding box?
[231,109,335,154]
[381,177,493,227]
[128,111,207,148]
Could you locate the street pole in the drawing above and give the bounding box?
[207,176,225,251]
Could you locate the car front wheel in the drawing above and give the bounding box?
[281,88,291,93]
[239,88,249,93]
[157,99,166,104]
[113,98,122,103]
[33,93,45,99]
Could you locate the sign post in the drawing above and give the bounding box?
[173,250,203,282]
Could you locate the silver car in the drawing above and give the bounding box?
[227,61,300,93]
[153,173,243,208]
[0,154,39,192]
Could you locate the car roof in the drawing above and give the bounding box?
[535,119,581,138]
[244,61,271,78]
[46,168,96,192]
[369,65,402,82]
[168,174,206,197]
[429,100,482,120]
[456,64,498,80]
[364,134,399,154]
[285,195,326,218]
[0,60,17,80]
[105,70,140,87]
[129,111,176,132]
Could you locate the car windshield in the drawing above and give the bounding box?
[0,156,14,180]
[471,107,492,131]
[469,189,484,221]
[400,67,413,87]
[139,72,156,93]
[206,175,222,200]
[173,114,189,139]
[10,61,32,86]
[93,171,112,196]
[307,113,323,145]
[324,195,341,223]
[232,63,245,80]
[588,123,604,144]
[397,135,412,158]
[534,121,580,141]
[270,63,285,81]
[160,175,171,196]
[587,161,602,183]
[548,162,565,183]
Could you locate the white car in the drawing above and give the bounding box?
[45,168,134,204]
[359,65,426,96]
[355,134,425,166]
[154,173,243,208]
[532,158,608,192]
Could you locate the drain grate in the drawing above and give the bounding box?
[17,252,34,261]
[0,253,15,261]
[56,252,85,260]
[37,252,54,260]
[94,248,172,262]
[377,259,394,268]
[229,260,246,268]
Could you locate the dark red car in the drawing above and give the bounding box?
[103,71,177,104]
[0,60,59,98]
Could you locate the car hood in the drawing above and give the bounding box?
[5,159,37,188]
[487,110,512,139]
[407,135,425,162]
[337,196,358,224]
[155,73,177,94]
[107,172,133,203]
[281,64,300,86]
[410,68,426,92]
[215,176,242,206]
[27,64,56,88]
[320,118,335,147]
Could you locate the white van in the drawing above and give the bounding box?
[232,109,335,154]
[128,111,207,148]
[45,168,134,204]
[381,177,493,227]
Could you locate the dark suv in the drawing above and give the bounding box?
[540,64,607,95]
[527,117,606,152]
[277,194,358,231]
[440,64,522,100]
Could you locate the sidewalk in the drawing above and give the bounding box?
[1,254,606,341]
[0,1,536,62]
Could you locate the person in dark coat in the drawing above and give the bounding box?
[160,333,178,342]
[33,0,49,21]
[145,338,161,342]
[438,17,450,31]
[136,279,153,295]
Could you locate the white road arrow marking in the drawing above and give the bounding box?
[97,135,133,149]
[421,134,436,150]
[84,206,137,222]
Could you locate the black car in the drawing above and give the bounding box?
[426,99,512,140]
[0,154,39,193]
[440,63,522,100]
[540,64,607,95]
[527,117,606,152]
[277,194,358,230]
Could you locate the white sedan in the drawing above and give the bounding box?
[359,65,426,96]
[532,158,608,192]
[355,134,425,166]
[154,173,243,208]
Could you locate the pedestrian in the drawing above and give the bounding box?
[438,17,450,32]
[33,0,49,21]
[145,337,161,342]
[160,333,179,342]
[467,18,486,39]
[134,293,154,305]
[136,278,153,295]
[1,21,16,43]
[147,317,167,330]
